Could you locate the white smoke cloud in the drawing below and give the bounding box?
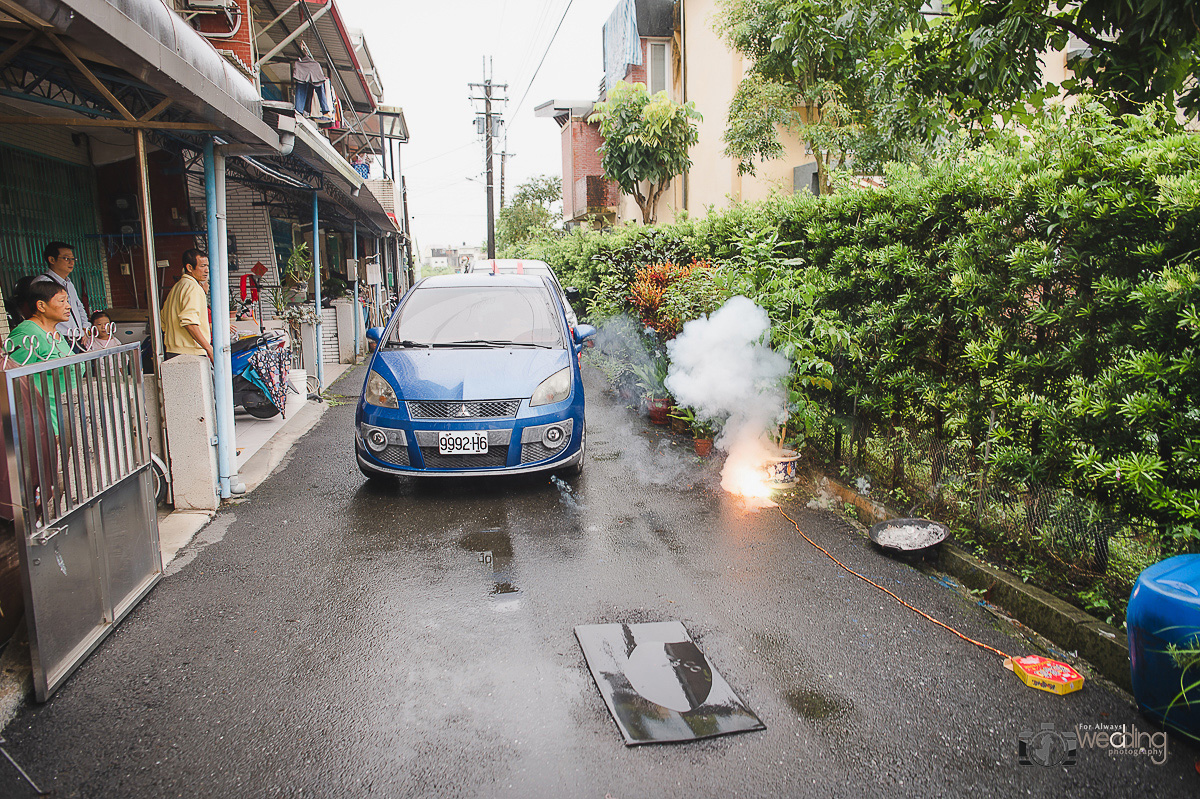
[664,296,792,496]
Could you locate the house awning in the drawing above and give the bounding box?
[293,112,362,193]
[291,117,399,235]
[238,117,398,237]
[11,0,283,148]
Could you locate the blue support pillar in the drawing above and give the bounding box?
[374,237,383,322]
[352,219,360,360]
[312,191,324,389]
[204,140,241,498]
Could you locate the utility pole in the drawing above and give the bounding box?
[485,85,495,258]
[469,60,506,259]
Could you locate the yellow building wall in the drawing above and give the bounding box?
[618,0,814,227]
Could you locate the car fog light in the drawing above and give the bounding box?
[366,429,388,452]
[542,424,565,449]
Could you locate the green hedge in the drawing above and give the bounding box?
[516,101,1200,552]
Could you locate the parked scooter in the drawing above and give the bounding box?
[231,330,290,418]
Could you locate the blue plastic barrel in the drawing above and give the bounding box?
[1127,554,1200,742]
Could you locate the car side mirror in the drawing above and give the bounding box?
[573,324,597,344]
[366,327,383,344]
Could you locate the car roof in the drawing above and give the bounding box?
[417,273,550,289]
[476,259,554,274]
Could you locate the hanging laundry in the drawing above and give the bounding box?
[323,80,341,128]
[350,153,372,180]
[239,273,259,301]
[293,41,332,120]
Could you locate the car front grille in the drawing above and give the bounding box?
[380,444,409,467]
[520,441,560,464]
[408,400,521,419]
[519,419,574,464]
[420,446,510,469]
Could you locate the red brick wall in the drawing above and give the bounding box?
[190,0,255,72]
[561,122,574,219]
[623,40,649,86]
[564,118,614,222]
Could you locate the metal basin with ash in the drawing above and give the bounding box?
[869,517,949,554]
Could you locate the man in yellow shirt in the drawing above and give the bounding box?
[162,249,212,360]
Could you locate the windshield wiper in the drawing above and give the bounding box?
[448,339,556,349]
[389,339,432,349]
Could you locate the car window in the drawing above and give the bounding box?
[387,285,566,347]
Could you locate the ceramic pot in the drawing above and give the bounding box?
[647,397,671,425]
[693,438,713,457]
[763,448,800,484]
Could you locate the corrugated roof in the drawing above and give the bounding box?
[251,0,379,113]
[14,0,281,148]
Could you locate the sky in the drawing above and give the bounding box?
[335,0,618,254]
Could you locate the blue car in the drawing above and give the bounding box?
[356,273,597,479]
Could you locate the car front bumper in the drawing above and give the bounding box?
[356,438,582,478]
[355,413,581,477]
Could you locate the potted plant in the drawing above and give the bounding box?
[322,275,349,306]
[281,242,314,303]
[670,406,719,456]
[692,418,718,457]
[278,302,318,369]
[630,354,670,424]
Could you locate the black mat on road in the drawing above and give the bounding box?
[575,621,765,745]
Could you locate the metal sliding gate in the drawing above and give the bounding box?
[1,342,161,701]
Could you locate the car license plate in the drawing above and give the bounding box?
[439,431,488,455]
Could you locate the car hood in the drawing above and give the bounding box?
[372,347,572,401]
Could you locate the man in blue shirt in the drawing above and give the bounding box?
[35,241,90,349]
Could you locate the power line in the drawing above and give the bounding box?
[411,175,478,195]
[405,141,478,169]
[497,0,510,41]
[509,0,575,124]
[511,0,559,95]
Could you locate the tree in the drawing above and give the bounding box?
[589,81,702,225]
[497,175,562,250]
[900,0,1200,126]
[718,0,936,189]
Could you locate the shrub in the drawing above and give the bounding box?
[519,99,1200,555]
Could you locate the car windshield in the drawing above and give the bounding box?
[386,285,565,348]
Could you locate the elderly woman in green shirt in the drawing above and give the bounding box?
[8,280,75,435]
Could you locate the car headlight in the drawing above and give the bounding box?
[530,367,571,407]
[364,370,399,408]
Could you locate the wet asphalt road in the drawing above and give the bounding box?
[2,364,1197,798]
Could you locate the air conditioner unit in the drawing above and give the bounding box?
[187,0,238,10]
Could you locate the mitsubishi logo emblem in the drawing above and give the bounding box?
[455,404,471,417]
